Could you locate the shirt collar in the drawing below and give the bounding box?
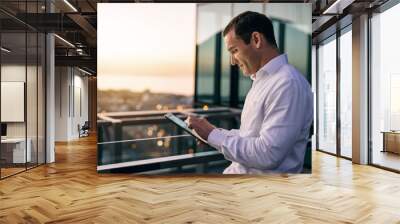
[251,53,288,81]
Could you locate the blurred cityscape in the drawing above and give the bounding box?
[97,89,194,113]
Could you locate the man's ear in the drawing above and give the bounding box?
[251,32,262,49]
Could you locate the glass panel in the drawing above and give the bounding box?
[339,27,352,158]
[220,36,231,105]
[285,24,311,81]
[27,31,38,169]
[1,30,27,177]
[317,36,337,154]
[38,32,45,165]
[371,4,400,171]
[97,109,240,174]
[196,36,216,103]
[26,0,39,169]
[196,4,230,104]
[98,136,230,174]
[220,5,232,106]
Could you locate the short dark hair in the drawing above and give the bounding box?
[223,11,277,48]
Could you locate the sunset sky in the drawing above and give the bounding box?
[97,4,196,95]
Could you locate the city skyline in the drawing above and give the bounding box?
[98,3,196,95]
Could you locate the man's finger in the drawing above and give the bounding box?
[185,117,193,128]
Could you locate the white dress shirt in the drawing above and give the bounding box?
[207,54,313,174]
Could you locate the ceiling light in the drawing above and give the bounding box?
[63,0,78,12]
[1,47,11,53]
[54,34,75,48]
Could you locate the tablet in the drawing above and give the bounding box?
[164,113,211,146]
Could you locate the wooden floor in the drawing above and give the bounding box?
[1,167,26,178]
[1,135,400,223]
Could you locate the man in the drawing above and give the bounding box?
[187,11,313,174]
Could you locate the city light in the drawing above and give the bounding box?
[164,138,170,148]
[147,129,153,136]
[157,130,165,137]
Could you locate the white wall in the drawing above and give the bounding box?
[55,66,89,141]
[1,63,46,164]
[1,65,38,138]
[55,66,69,141]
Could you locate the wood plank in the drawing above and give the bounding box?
[0,135,399,223]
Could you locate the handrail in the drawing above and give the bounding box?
[98,107,240,119]
[97,113,122,124]
[97,107,242,126]
[98,134,191,145]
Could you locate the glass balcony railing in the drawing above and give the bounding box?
[97,107,241,174]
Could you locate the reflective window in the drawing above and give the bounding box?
[220,5,232,106]
[317,36,337,154]
[285,24,311,81]
[371,3,400,171]
[196,36,216,103]
[339,27,352,158]
[196,4,226,104]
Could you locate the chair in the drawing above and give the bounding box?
[79,121,90,138]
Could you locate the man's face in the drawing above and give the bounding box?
[224,30,258,76]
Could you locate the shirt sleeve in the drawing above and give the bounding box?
[207,78,306,170]
[208,128,239,150]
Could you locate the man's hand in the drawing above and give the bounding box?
[185,115,216,140]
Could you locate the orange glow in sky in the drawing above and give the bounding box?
[97,3,196,95]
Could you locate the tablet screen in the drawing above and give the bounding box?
[164,113,209,145]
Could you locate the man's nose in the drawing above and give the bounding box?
[230,55,238,66]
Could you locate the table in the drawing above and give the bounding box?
[1,138,31,163]
[382,131,400,154]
